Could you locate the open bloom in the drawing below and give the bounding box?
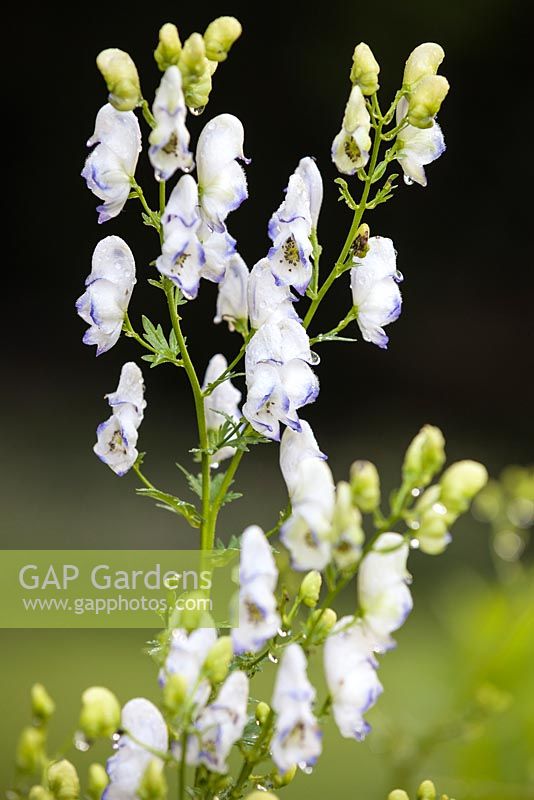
[202,354,242,465]
[358,532,413,652]
[104,698,168,800]
[156,175,205,299]
[214,253,249,330]
[350,236,402,349]
[395,98,445,186]
[232,525,280,654]
[271,644,322,774]
[186,671,248,773]
[324,617,383,741]
[82,104,141,223]
[248,257,298,330]
[161,628,217,710]
[94,362,146,476]
[76,236,136,355]
[295,156,323,229]
[268,173,313,295]
[149,65,193,181]
[331,85,371,174]
[196,114,248,232]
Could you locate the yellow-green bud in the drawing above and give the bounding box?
[162,673,188,713]
[350,42,380,95]
[309,608,337,641]
[47,760,80,800]
[273,763,297,786]
[96,49,141,112]
[403,425,446,487]
[79,687,121,739]
[255,701,271,725]
[31,683,55,723]
[351,223,370,259]
[440,460,488,518]
[407,75,450,128]
[204,636,233,684]
[138,759,167,800]
[155,23,182,71]
[245,793,279,800]
[417,780,437,800]
[388,792,410,800]
[87,764,108,800]
[16,726,46,773]
[350,460,380,512]
[299,570,322,607]
[332,482,364,568]
[29,787,53,800]
[204,16,242,62]
[403,43,445,86]
[179,34,212,109]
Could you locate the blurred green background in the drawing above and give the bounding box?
[2,0,533,797]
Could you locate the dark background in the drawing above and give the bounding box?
[1,0,533,793]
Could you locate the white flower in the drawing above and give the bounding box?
[104,697,168,800]
[324,617,383,741]
[271,644,322,774]
[149,65,194,181]
[295,156,323,229]
[232,525,280,654]
[214,253,249,330]
[156,175,205,299]
[245,318,315,368]
[247,258,298,330]
[82,104,141,223]
[196,114,248,233]
[331,85,371,174]
[186,671,248,773]
[358,532,413,652]
[395,97,445,187]
[76,236,136,355]
[279,421,327,496]
[94,362,146,476]
[268,173,313,295]
[161,628,217,710]
[350,236,402,349]
[199,225,237,284]
[202,354,242,465]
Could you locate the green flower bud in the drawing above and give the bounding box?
[29,787,53,800]
[407,75,450,129]
[79,687,121,740]
[309,608,337,641]
[204,16,242,62]
[351,223,371,259]
[245,793,279,800]
[155,23,182,71]
[403,425,446,488]
[412,486,450,555]
[204,636,233,684]
[96,49,141,112]
[179,33,212,110]
[47,760,80,800]
[417,780,437,800]
[388,792,410,800]
[255,701,271,725]
[138,759,167,800]
[350,460,380,513]
[350,42,380,95]
[87,764,108,800]
[273,763,297,786]
[16,726,46,773]
[162,673,188,713]
[31,683,55,724]
[403,43,445,86]
[332,482,364,569]
[299,570,322,607]
[440,460,488,518]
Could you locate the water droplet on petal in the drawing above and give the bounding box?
[181,163,194,174]
[74,731,91,752]
[395,269,404,282]
[190,105,206,116]
[298,761,314,775]
[410,538,420,549]
[409,520,420,531]
[309,351,321,366]
[255,785,268,792]
[277,628,289,637]
[403,175,413,186]
[411,487,421,497]
[268,652,279,664]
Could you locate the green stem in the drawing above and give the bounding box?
[123,314,157,354]
[229,711,275,799]
[178,732,187,800]
[133,462,156,491]
[202,338,249,398]
[130,178,160,229]
[203,427,251,549]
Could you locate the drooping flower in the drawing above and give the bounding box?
[82,104,141,224]
[196,114,248,232]
[94,362,146,476]
[247,258,298,330]
[268,173,313,295]
[350,236,402,349]
[156,174,205,299]
[331,85,371,174]
[199,225,237,284]
[324,616,383,741]
[149,66,194,181]
[245,318,315,368]
[232,525,280,654]
[271,644,322,774]
[279,421,327,496]
[104,698,168,800]
[161,628,217,710]
[214,253,249,330]
[186,671,248,773]
[76,236,136,355]
[358,532,413,652]
[202,354,242,465]
[295,156,323,229]
[395,98,445,187]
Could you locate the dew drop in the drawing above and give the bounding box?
[395,269,404,282]
[277,628,289,638]
[409,520,420,531]
[410,538,420,549]
[411,487,421,497]
[255,785,268,792]
[432,502,447,516]
[268,652,279,664]
[309,351,321,366]
[403,175,413,186]
[190,105,206,116]
[181,163,194,174]
[74,731,91,752]
[298,761,314,775]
